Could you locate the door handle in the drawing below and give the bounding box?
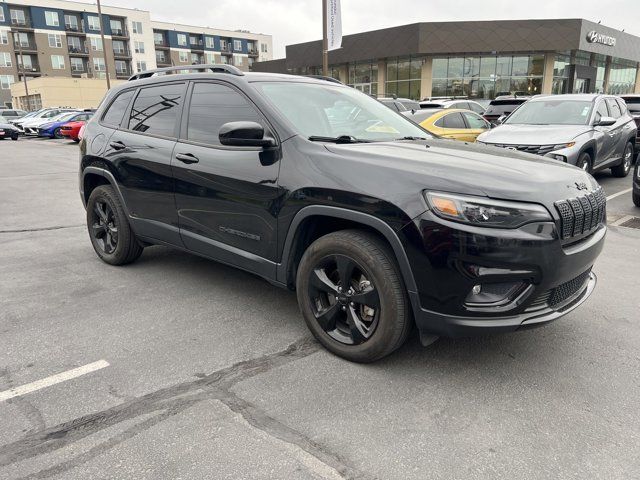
[176,153,199,164]
[109,140,126,150]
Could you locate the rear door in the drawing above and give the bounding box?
[435,112,468,141]
[461,111,490,141]
[605,97,625,162]
[172,81,282,277]
[592,99,615,167]
[103,82,186,245]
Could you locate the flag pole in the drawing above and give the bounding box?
[322,0,328,76]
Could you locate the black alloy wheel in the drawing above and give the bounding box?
[90,200,118,254]
[611,142,634,178]
[308,254,380,345]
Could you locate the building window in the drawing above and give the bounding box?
[51,55,65,70]
[156,51,166,64]
[134,41,145,54]
[136,61,147,72]
[70,57,84,72]
[233,39,242,51]
[608,57,638,95]
[0,30,8,45]
[190,53,200,64]
[110,19,123,35]
[132,21,143,34]
[177,34,187,47]
[233,55,243,66]
[189,35,199,46]
[0,52,12,68]
[432,54,544,100]
[112,40,125,54]
[64,14,78,31]
[220,39,228,51]
[0,8,4,22]
[179,51,188,63]
[67,36,81,51]
[346,60,379,96]
[17,54,32,69]
[11,9,26,26]
[260,43,267,53]
[93,57,106,74]
[48,34,62,48]
[154,32,164,46]
[0,75,15,89]
[45,11,59,27]
[87,16,100,31]
[205,52,217,64]
[14,32,30,48]
[205,36,215,49]
[90,37,103,51]
[115,60,127,74]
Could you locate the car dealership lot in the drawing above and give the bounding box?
[1,138,639,479]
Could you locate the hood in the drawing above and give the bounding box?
[477,124,590,145]
[322,138,598,210]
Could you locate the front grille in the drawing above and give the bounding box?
[554,188,606,240]
[549,269,592,308]
[489,143,557,156]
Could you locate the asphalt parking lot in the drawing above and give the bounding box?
[1,137,639,480]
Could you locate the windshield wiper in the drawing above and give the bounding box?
[394,136,428,141]
[308,135,371,144]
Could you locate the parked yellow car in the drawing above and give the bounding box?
[403,108,491,142]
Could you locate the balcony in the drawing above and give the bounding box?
[113,48,131,59]
[190,41,204,52]
[17,63,41,76]
[156,55,170,66]
[248,49,259,58]
[13,42,37,53]
[71,64,88,77]
[111,28,129,38]
[10,18,32,30]
[221,47,233,56]
[115,68,131,79]
[68,45,89,56]
[64,22,84,34]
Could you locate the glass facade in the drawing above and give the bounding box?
[608,58,638,94]
[385,56,422,100]
[348,60,378,95]
[431,54,543,99]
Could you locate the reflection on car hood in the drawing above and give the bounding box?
[323,138,597,209]
[477,124,590,145]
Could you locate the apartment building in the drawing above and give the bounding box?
[0,0,272,107]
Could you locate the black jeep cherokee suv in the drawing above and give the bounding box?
[79,65,606,362]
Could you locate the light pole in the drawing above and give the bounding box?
[13,33,30,110]
[96,0,111,89]
[322,0,328,76]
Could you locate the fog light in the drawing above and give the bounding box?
[465,281,527,308]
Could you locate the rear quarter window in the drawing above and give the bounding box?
[102,89,136,127]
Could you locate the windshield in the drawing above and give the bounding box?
[54,112,78,122]
[254,82,432,142]
[504,99,593,125]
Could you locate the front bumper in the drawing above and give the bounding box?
[401,210,606,338]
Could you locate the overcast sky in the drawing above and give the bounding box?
[85,0,639,58]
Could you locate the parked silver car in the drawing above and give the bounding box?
[477,94,637,177]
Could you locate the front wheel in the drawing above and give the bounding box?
[577,152,592,173]
[633,191,640,208]
[86,185,143,265]
[611,142,634,178]
[296,230,412,363]
[53,128,63,139]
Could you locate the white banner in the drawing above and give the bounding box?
[326,0,342,51]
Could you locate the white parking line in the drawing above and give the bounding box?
[606,188,633,201]
[0,360,110,402]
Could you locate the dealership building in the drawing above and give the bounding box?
[253,19,640,100]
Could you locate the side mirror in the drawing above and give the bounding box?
[219,121,276,148]
[495,114,507,125]
[594,116,616,127]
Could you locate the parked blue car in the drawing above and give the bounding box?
[38,111,93,139]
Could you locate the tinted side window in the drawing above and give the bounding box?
[128,83,184,136]
[462,112,489,129]
[102,89,135,127]
[440,112,466,129]
[595,100,609,121]
[186,82,265,146]
[606,98,621,119]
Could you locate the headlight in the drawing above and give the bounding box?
[552,142,576,150]
[425,192,552,228]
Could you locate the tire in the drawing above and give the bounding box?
[633,191,640,208]
[296,230,411,363]
[86,185,143,265]
[611,142,634,178]
[577,152,592,173]
[11,135,18,141]
[53,128,63,139]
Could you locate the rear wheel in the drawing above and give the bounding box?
[296,230,411,363]
[53,127,63,139]
[611,142,634,178]
[633,190,640,208]
[577,152,592,173]
[86,185,143,265]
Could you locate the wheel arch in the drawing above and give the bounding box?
[276,206,418,296]
[81,166,131,219]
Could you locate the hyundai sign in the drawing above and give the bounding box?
[586,31,617,47]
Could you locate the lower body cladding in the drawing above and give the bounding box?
[399,211,606,338]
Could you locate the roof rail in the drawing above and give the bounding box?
[128,64,244,81]
[304,75,343,85]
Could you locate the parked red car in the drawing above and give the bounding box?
[60,119,88,142]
